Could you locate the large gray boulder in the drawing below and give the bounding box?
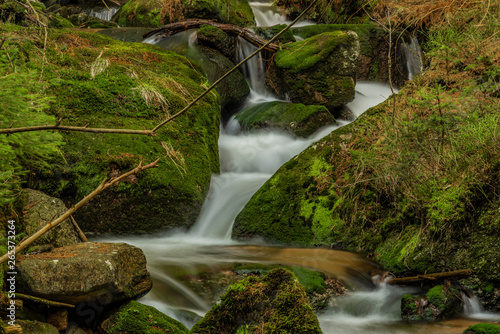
[16,242,152,305]
[22,189,80,248]
[266,31,360,113]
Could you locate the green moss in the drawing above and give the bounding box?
[235,101,335,137]
[427,285,448,311]
[275,31,350,73]
[464,323,500,334]
[190,268,323,334]
[103,300,189,334]
[1,25,220,234]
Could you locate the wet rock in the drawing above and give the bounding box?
[197,46,250,119]
[254,24,296,45]
[235,101,335,137]
[196,25,236,61]
[22,189,80,248]
[46,308,68,331]
[100,300,189,333]
[16,242,152,305]
[190,268,323,333]
[464,323,500,333]
[16,320,59,334]
[401,285,463,323]
[266,31,359,111]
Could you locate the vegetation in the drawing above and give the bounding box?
[235,0,500,288]
[464,323,500,334]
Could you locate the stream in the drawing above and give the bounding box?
[99,1,500,333]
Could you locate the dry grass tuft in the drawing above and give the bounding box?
[161,141,186,175]
[133,83,170,113]
[160,0,184,24]
[90,51,109,79]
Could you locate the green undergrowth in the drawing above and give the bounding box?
[234,0,500,284]
[464,323,500,334]
[0,24,220,233]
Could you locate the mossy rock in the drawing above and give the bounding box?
[254,24,296,45]
[266,31,359,110]
[115,0,254,28]
[196,46,250,119]
[464,323,500,334]
[196,25,236,61]
[235,101,335,137]
[1,25,220,234]
[401,294,425,323]
[100,300,189,333]
[190,268,323,334]
[16,320,59,334]
[291,24,411,87]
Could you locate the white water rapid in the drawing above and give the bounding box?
[98,2,500,333]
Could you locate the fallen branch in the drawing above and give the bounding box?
[70,215,88,242]
[386,269,473,285]
[8,292,75,308]
[0,159,160,265]
[0,124,154,136]
[143,19,281,52]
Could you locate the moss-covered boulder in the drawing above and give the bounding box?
[464,323,500,334]
[266,31,359,113]
[196,24,236,61]
[254,24,296,45]
[235,101,335,137]
[115,0,255,28]
[22,189,80,248]
[401,285,463,323]
[292,24,411,87]
[190,268,323,333]
[196,46,250,119]
[1,24,220,234]
[100,300,189,333]
[16,320,59,334]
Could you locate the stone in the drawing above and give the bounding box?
[100,300,189,333]
[235,101,335,137]
[16,242,152,305]
[196,24,236,61]
[463,323,500,334]
[22,189,81,248]
[196,46,250,119]
[401,285,463,323]
[190,268,323,333]
[16,320,59,334]
[266,31,360,111]
[46,308,68,331]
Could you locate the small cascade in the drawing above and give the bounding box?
[88,7,119,21]
[235,37,277,102]
[463,293,500,321]
[250,1,288,27]
[402,35,423,80]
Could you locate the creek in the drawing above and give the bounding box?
[100,1,500,333]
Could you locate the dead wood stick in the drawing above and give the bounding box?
[5,325,22,333]
[0,124,154,136]
[0,159,160,264]
[70,215,88,242]
[143,19,281,52]
[386,269,473,285]
[8,292,75,308]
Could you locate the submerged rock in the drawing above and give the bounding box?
[235,101,335,137]
[266,31,359,113]
[401,285,463,323]
[16,242,152,305]
[196,24,236,61]
[22,189,81,248]
[100,300,189,333]
[190,268,323,333]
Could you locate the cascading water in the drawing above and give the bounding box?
[402,34,424,80]
[88,7,119,22]
[102,2,500,333]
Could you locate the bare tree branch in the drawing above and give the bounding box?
[0,158,160,265]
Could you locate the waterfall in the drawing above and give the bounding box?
[88,7,119,22]
[463,293,500,321]
[402,35,423,80]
